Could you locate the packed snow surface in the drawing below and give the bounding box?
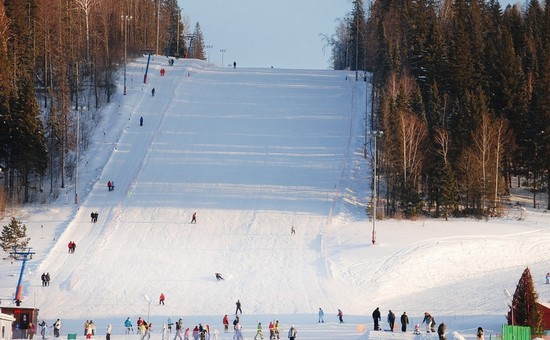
[1,57,550,340]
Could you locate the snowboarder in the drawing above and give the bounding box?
[140,116,143,126]
[159,293,165,305]
[318,307,324,323]
[337,309,344,323]
[215,273,224,281]
[152,88,155,97]
[400,312,409,332]
[372,307,381,330]
[235,299,242,314]
[387,310,396,331]
[287,325,297,340]
[191,212,197,224]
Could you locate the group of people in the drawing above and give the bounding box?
[40,272,51,286]
[107,180,115,191]
[371,307,413,333]
[83,320,96,339]
[90,211,99,223]
[38,319,61,339]
[67,241,77,253]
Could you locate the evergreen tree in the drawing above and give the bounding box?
[0,217,30,255]
[189,22,205,61]
[508,267,543,333]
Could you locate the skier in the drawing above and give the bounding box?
[318,307,324,323]
[173,319,183,340]
[39,320,47,340]
[140,116,144,126]
[274,320,280,339]
[152,88,155,97]
[400,312,409,332]
[183,327,190,340]
[437,322,446,340]
[235,299,242,314]
[222,315,229,332]
[53,319,61,338]
[141,322,152,340]
[268,321,275,340]
[159,293,165,305]
[254,322,263,340]
[215,273,224,281]
[107,181,113,191]
[167,317,173,333]
[372,307,381,330]
[423,312,433,333]
[291,225,296,235]
[234,321,243,340]
[45,273,51,286]
[337,309,344,323]
[124,317,133,334]
[387,310,396,331]
[287,325,297,340]
[191,212,197,224]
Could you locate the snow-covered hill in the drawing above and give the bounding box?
[1,57,549,340]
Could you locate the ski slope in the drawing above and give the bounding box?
[2,57,550,340]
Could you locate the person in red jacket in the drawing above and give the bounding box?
[222,315,229,332]
[159,293,165,305]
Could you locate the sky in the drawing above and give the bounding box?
[178,0,354,69]
[177,0,525,71]
[1,56,550,340]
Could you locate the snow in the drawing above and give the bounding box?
[1,56,550,340]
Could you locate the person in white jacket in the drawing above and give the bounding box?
[106,325,112,340]
[288,325,297,340]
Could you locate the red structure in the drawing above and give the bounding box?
[537,302,550,330]
[0,307,39,339]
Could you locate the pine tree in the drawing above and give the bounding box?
[0,217,30,255]
[508,267,543,333]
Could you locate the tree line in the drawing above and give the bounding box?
[0,0,206,213]
[329,0,550,218]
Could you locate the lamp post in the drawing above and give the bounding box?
[220,49,226,67]
[122,14,132,95]
[504,289,514,326]
[143,294,151,322]
[206,45,213,63]
[73,105,86,204]
[371,130,383,245]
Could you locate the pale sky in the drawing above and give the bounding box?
[178,0,354,69]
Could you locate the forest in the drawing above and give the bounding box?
[328,0,550,218]
[0,0,206,211]
[1,0,549,220]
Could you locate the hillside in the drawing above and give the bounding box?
[1,57,550,340]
